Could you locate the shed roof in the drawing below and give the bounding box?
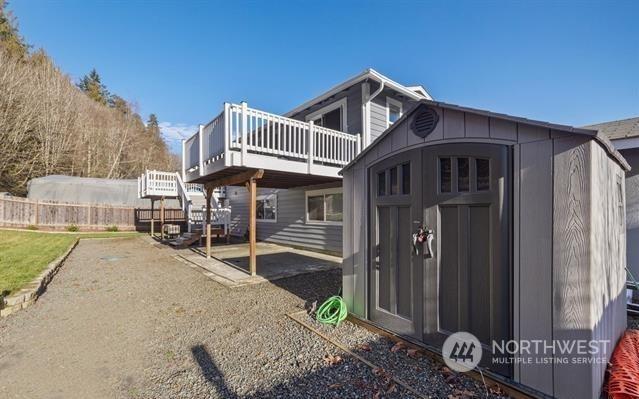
[341,100,630,173]
[582,117,639,140]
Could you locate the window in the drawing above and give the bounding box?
[386,97,403,127]
[476,158,490,191]
[440,158,452,193]
[306,188,343,224]
[305,98,347,132]
[377,163,410,196]
[457,157,469,192]
[256,194,277,222]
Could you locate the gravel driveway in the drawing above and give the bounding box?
[0,237,500,399]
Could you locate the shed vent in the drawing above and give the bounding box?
[411,107,439,138]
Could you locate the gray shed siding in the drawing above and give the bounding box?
[227,183,342,254]
[342,105,627,398]
[620,148,639,284]
[289,82,363,136]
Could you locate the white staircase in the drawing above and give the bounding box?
[138,170,231,241]
[174,172,230,235]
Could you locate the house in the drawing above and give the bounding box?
[341,100,629,399]
[223,69,431,254]
[176,69,431,273]
[583,117,638,298]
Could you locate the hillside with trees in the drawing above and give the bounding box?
[0,1,177,195]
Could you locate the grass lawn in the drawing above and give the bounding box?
[0,230,142,297]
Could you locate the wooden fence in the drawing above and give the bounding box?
[0,196,184,231]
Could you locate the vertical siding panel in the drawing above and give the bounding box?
[352,166,368,317]
[464,113,490,138]
[552,136,592,399]
[518,140,554,395]
[490,118,517,141]
[442,109,465,139]
[342,170,355,310]
[518,124,550,144]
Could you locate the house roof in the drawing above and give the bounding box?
[340,100,630,173]
[582,117,639,140]
[284,68,432,117]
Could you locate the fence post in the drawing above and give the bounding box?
[356,133,362,155]
[241,101,248,165]
[87,204,91,227]
[307,120,314,174]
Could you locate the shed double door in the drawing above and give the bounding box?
[370,144,511,376]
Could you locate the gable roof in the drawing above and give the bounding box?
[284,68,432,117]
[582,117,639,140]
[341,100,630,173]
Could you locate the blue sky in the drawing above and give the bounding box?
[10,0,639,153]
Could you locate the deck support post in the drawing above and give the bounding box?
[248,177,257,276]
[205,187,213,259]
[150,199,155,237]
[160,196,165,240]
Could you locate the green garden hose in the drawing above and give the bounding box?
[316,295,348,326]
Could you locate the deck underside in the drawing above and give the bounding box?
[188,166,340,188]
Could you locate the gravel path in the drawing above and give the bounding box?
[0,238,419,398]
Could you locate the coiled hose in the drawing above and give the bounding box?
[316,295,348,326]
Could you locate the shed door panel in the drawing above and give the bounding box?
[369,149,422,338]
[423,143,511,377]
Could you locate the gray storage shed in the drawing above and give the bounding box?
[341,100,629,398]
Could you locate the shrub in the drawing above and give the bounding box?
[66,224,79,232]
[106,225,119,232]
[26,224,38,230]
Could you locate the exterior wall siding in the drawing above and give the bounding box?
[369,84,419,142]
[227,183,343,254]
[619,148,639,286]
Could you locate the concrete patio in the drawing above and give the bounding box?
[161,238,342,288]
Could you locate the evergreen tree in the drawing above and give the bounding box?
[77,69,110,105]
[109,95,130,115]
[0,0,28,58]
[146,114,160,137]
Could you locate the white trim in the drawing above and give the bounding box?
[285,68,429,118]
[362,82,370,148]
[256,193,277,223]
[304,97,348,132]
[386,96,403,128]
[611,136,639,150]
[304,187,343,225]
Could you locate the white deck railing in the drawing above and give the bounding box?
[138,170,206,199]
[183,102,361,177]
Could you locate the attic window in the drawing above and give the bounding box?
[386,97,403,127]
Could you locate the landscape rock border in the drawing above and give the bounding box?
[0,238,79,317]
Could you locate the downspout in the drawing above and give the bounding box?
[362,77,385,148]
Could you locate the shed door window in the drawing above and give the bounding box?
[307,189,343,223]
[377,162,411,196]
[439,156,490,193]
